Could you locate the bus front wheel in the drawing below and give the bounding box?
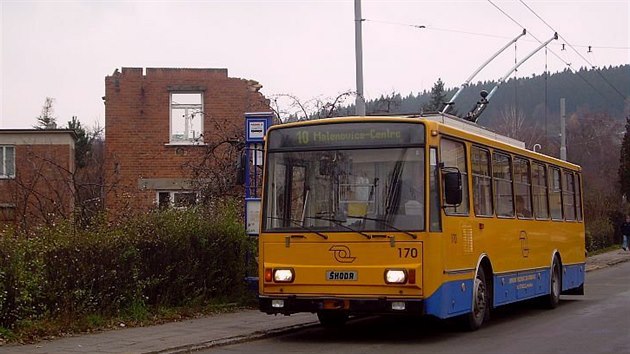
[466,268,490,331]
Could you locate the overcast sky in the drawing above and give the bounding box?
[1,0,628,129]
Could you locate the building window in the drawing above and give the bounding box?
[0,204,16,222]
[0,146,15,179]
[170,92,204,144]
[157,191,198,209]
[471,146,493,216]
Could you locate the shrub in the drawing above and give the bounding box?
[585,217,615,252]
[0,200,252,329]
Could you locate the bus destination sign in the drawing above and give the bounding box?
[268,122,424,150]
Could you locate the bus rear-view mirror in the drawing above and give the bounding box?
[443,170,462,206]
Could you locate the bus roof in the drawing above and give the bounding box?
[267,114,580,171]
[421,113,525,148]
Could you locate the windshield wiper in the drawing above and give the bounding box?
[266,216,328,239]
[304,216,372,239]
[349,216,417,239]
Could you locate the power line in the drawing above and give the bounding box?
[363,19,506,39]
[364,12,627,103]
[486,0,524,31]
[518,0,627,100]
[363,18,629,50]
[486,0,618,103]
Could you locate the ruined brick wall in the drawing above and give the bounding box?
[104,67,270,213]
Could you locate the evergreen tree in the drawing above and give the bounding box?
[67,116,91,168]
[619,116,630,201]
[424,78,447,112]
[34,97,57,129]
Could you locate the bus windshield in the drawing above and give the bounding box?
[263,146,425,232]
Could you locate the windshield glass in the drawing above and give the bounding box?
[263,147,425,232]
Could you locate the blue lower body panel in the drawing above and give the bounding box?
[424,279,474,319]
[562,263,585,291]
[424,263,585,319]
[493,264,585,307]
[494,269,550,306]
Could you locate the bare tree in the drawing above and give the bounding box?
[313,91,356,118]
[367,91,402,114]
[566,111,622,192]
[269,94,310,122]
[270,91,356,122]
[494,105,544,148]
[182,115,247,206]
[6,125,116,230]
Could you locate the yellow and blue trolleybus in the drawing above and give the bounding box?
[258,113,585,330]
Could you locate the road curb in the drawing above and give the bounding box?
[147,320,320,354]
[149,254,630,354]
[585,252,630,272]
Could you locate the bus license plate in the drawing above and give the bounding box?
[326,271,358,281]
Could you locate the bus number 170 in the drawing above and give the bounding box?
[398,247,418,258]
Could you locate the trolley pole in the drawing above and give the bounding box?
[560,98,567,161]
[354,0,366,116]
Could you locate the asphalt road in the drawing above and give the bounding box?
[204,262,630,354]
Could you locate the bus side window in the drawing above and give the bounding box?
[472,146,493,216]
[429,147,442,231]
[492,152,514,217]
[440,139,469,215]
[549,167,563,220]
[575,173,583,221]
[514,157,533,219]
[532,162,550,219]
[562,170,576,221]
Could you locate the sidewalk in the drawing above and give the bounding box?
[2,249,629,354]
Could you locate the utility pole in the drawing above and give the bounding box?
[354,0,366,116]
[560,98,567,161]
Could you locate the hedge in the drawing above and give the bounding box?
[0,203,253,328]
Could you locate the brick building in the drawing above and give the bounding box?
[0,130,76,227]
[104,67,270,212]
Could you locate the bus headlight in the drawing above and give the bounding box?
[385,269,407,284]
[273,269,294,283]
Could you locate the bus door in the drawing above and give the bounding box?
[440,138,476,274]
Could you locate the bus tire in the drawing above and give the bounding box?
[317,310,348,328]
[465,268,490,331]
[545,257,562,309]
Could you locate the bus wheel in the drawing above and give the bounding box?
[317,311,348,328]
[466,268,489,331]
[545,257,561,309]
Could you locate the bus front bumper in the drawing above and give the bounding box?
[259,296,424,315]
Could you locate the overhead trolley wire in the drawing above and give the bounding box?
[365,8,626,103]
[518,0,627,100]
[486,0,617,103]
[363,18,508,39]
[363,18,629,50]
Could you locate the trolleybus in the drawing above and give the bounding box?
[258,113,585,330]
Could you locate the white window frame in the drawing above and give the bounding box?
[0,145,16,179]
[156,190,200,209]
[169,92,204,144]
